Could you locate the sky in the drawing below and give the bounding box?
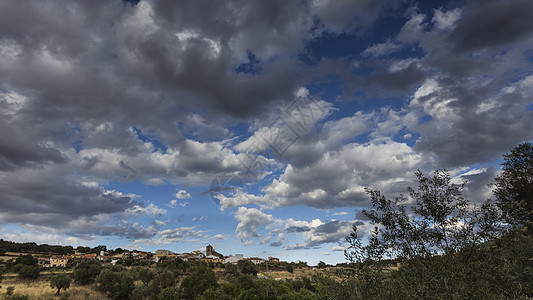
[0,0,532,265]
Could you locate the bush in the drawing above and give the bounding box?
[17,265,39,279]
[158,287,178,300]
[286,264,294,273]
[72,260,102,285]
[96,268,134,300]
[179,265,218,300]
[237,260,258,276]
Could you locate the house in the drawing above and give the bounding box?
[38,257,50,268]
[204,255,224,264]
[225,254,244,264]
[268,257,279,262]
[84,253,97,259]
[155,249,173,256]
[50,257,68,267]
[246,257,265,265]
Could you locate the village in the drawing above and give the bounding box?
[4,244,302,271]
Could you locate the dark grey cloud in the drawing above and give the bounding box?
[0,168,134,224]
[285,220,354,250]
[0,122,67,171]
[448,0,533,53]
[366,61,427,94]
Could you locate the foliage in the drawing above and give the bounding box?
[50,274,71,295]
[380,230,533,299]
[157,270,175,288]
[17,265,39,279]
[15,255,37,267]
[237,259,258,276]
[0,240,73,256]
[158,287,178,300]
[72,260,102,285]
[317,261,326,268]
[346,170,502,263]
[95,267,135,300]
[223,263,239,277]
[286,264,294,273]
[493,142,533,230]
[2,286,29,300]
[179,265,218,300]
[131,266,154,286]
[131,278,161,300]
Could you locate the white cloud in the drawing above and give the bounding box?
[126,203,167,217]
[234,207,274,241]
[432,8,462,30]
[334,212,348,216]
[175,190,192,199]
[362,41,401,58]
[332,246,346,252]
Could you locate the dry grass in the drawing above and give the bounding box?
[0,277,108,300]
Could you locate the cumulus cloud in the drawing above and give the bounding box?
[175,190,192,199]
[234,207,274,241]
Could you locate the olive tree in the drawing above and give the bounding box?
[50,274,71,295]
[493,142,533,230]
[346,170,502,263]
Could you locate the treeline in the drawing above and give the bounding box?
[0,240,128,257]
[0,240,74,256]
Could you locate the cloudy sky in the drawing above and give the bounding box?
[1,0,532,264]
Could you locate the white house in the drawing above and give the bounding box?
[225,254,244,264]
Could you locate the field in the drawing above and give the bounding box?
[0,277,108,300]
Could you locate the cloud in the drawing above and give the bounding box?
[447,0,533,53]
[284,220,354,250]
[175,190,191,199]
[333,212,348,216]
[223,140,424,209]
[234,207,274,241]
[126,203,167,217]
[132,226,208,245]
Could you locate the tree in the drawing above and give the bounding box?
[72,260,102,285]
[493,142,533,230]
[158,287,178,300]
[346,170,502,263]
[286,264,294,273]
[18,265,40,279]
[131,266,154,286]
[50,274,71,295]
[237,259,258,276]
[96,268,135,300]
[317,261,327,268]
[15,254,38,266]
[158,270,175,288]
[179,265,218,300]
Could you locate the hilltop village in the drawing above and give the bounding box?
[0,242,296,270]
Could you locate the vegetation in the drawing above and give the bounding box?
[96,266,135,300]
[342,145,533,299]
[50,274,71,295]
[493,142,533,230]
[72,260,103,285]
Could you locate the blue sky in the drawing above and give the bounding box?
[1,0,532,265]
